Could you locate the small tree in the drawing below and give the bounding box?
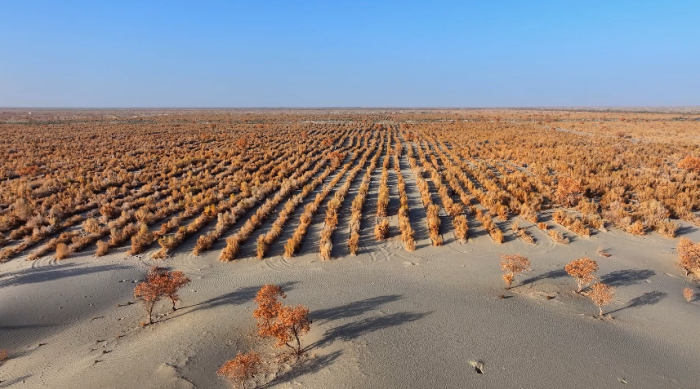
[253,284,311,356]
[499,254,531,288]
[133,267,190,324]
[585,282,614,317]
[217,351,262,389]
[565,257,598,293]
[677,238,700,277]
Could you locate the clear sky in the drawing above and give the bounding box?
[1,1,698,107]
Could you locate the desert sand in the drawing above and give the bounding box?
[2,162,699,389]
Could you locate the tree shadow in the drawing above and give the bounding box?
[521,269,568,286]
[675,224,698,237]
[258,350,343,389]
[307,311,431,350]
[608,291,667,314]
[186,281,297,314]
[0,263,132,288]
[312,295,403,324]
[0,375,32,388]
[600,269,655,287]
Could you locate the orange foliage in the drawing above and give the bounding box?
[133,267,190,324]
[217,351,262,389]
[683,287,695,302]
[253,284,310,356]
[678,155,700,173]
[677,237,700,277]
[499,254,531,288]
[565,257,598,292]
[585,282,614,317]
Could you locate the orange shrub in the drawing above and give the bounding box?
[565,257,598,292]
[499,254,531,288]
[253,284,310,356]
[217,351,262,389]
[678,155,700,172]
[677,238,700,277]
[585,282,614,317]
[133,267,190,324]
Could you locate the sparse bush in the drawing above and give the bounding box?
[95,240,109,257]
[585,282,614,317]
[218,351,262,389]
[677,237,700,277]
[374,218,389,241]
[565,257,598,292]
[499,254,531,288]
[55,243,70,260]
[683,287,695,302]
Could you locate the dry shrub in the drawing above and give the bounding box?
[548,229,569,244]
[565,257,598,292]
[217,351,262,389]
[555,177,584,207]
[374,218,389,241]
[129,223,154,255]
[348,232,360,255]
[256,235,267,260]
[55,243,71,260]
[499,254,531,288]
[220,237,240,262]
[683,287,695,302]
[585,282,614,317]
[320,240,332,261]
[489,228,504,244]
[95,240,109,257]
[678,155,700,172]
[427,204,441,245]
[404,235,416,251]
[133,267,190,325]
[677,237,700,277]
[0,349,7,364]
[453,215,468,242]
[656,220,679,238]
[537,222,548,230]
[82,217,101,234]
[626,220,646,236]
[253,284,310,356]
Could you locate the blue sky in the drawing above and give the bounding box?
[1,1,698,107]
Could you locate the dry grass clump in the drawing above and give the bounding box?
[347,133,384,255]
[427,204,442,246]
[394,149,416,251]
[548,228,569,244]
[677,237,700,277]
[374,218,390,240]
[677,155,700,173]
[585,282,614,317]
[55,242,71,260]
[500,254,531,288]
[129,223,155,255]
[95,240,109,257]
[552,209,590,237]
[218,351,262,389]
[565,257,598,292]
[510,221,534,244]
[683,287,695,302]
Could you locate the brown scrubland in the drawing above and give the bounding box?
[2,108,700,388]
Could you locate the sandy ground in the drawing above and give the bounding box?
[2,207,700,388]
